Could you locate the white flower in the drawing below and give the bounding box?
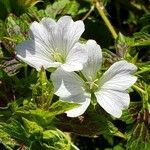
[16,16,87,72]
[51,40,137,118]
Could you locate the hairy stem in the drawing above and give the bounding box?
[82,5,95,21]
[93,0,118,39]
[133,84,146,94]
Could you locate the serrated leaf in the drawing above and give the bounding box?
[116,32,150,50]
[127,122,150,150]
[5,14,29,42]
[43,128,72,150]
[134,32,150,46]
[120,102,142,124]
[107,121,127,139]
[45,0,69,18]
[0,120,29,142]
[32,68,54,109]
[22,117,43,136]
[57,106,126,138]
[16,108,54,127]
[49,100,80,116]
[0,128,16,149]
[0,98,26,122]
[63,0,80,16]
[16,100,79,127]
[0,58,22,76]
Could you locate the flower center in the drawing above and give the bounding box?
[52,52,65,63]
[85,79,99,93]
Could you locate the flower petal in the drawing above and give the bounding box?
[16,40,61,71]
[40,18,58,51]
[56,16,85,53]
[81,40,102,80]
[29,21,52,49]
[95,89,130,118]
[66,96,91,117]
[99,60,137,91]
[61,42,87,72]
[40,17,56,30]
[51,68,85,98]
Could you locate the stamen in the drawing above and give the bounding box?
[52,52,65,63]
[85,79,99,93]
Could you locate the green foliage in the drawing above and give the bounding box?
[121,102,142,124]
[127,122,150,150]
[0,119,77,150]
[0,0,150,150]
[0,0,41,20]
[32,68,54,109]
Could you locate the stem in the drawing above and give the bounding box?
[24,65,28,78]
[133,84,148,109]
[93,0,118,39]
[135,69,150,75]
[82,5,95,21]
[133,84,146,94]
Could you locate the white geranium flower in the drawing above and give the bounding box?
[16,16,87,72]
[51,40,137,118]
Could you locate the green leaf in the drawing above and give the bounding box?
[16,100,79,127]
[5,14,29,42]
[113,145,125,150]
[133,32,150,46]
[45,0,87,18]
[127,122,150,150]
[107,121,127,139]
[57,106,126,138]
[0,127,16,149]
[16,108,54,127]
[49,100,80,116]
[22,117,43,137]
[0,58,22,76]
[0,98,26,122]
[116,32,135,47]
[45,0,69,18]
[9,0,41,16]
[116,32,150,50]
[0,119,28,142]
[139,13,150,27]
[63,0,80,16]
[120,102,142,124]
[32,68,54,109]
[42,128,72,150]
[0,106,12,122]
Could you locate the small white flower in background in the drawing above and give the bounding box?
[16,16,87,72]
[51,40,137,118]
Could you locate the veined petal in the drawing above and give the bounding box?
[40,17,56,30]
[51,68,85,98]
[82,40,102,80]
[40,17,57,51]
[95,89,130,118]
[29,21,52,49]
[66,96,91,117]
[16,40,61,71]
[61,62,83,72]
[99,60,137,91]
[62,42,87,72]
[56,16,85,53]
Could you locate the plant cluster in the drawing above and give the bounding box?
[0,0,150,150]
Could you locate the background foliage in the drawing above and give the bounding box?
[0,0,150,150]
